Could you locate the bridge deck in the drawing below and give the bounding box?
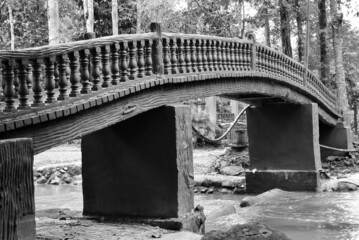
[0,31,340,140]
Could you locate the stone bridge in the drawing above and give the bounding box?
[0,25,352,239]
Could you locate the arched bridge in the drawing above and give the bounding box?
[0,28,354,240]
[0,30,340,154]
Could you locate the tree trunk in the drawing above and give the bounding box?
[47,0,60,45]
[263,1,271,47]
[8,3,15,50]
[136,0,141,33]
[318,0,330,85]
[112,0,118,35]
[279,0,293,57]
[83,0,94,33]
[354,102,358,134]
[330,0,349,123]
[294,0,303,62]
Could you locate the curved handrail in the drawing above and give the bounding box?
[0,31,339,132]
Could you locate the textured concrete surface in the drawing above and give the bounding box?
[82,105,194,218]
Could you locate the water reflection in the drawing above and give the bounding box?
[35,185,359,240]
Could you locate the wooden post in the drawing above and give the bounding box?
[150,22,163,75]
[0,138,35,240]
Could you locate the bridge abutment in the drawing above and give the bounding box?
[81,105,194,219]
[245,103,321,193]
[0,139,35,240]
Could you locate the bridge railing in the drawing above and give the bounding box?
[0,33,158,113]
[160,33,337,112]
[0,31,337,116]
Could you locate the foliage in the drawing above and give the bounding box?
[0,0,85,49]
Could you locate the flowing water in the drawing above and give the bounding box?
[35,185,359,240]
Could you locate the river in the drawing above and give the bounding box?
[35,185,359,240]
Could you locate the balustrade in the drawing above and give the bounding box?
[0,31,337,115]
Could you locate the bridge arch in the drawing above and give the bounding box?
[0,72,339,154]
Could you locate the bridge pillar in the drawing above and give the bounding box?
[82,105,194,218]
[319,121,353,159]
[0,139,35,240]
[245,103,321,193]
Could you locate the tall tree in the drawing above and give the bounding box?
[263,0,271,46]
[112,0,118,35]
[83,0,94,33]
[279,0,293,57]
[294,0,303,62]
[8,1,14,50]
[318,0,330,85]
[330,0,349,122]
[136,0,141,33]
[47,0,60,45]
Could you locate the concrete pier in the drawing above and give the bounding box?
[82,105,194,218]
[245,104,321,193]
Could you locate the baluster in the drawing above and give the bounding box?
[69,51,81,97]
[13,66,19,98]
[184,39,192,73]
[177,38,185,73]
[163,38,171,75]
[128,41,138,80]
[111,43,120,85]
[120,42,129,82]
[57,54,70,100]
[217,41,223,71]
[266,50,272,74]
[274,52,279,75]
[26,63,33,93]
[246,44,251,71]
[170,38,178,74]
[196,39,203,72]
[54,62,59,88]
[222,41,228,71]
[101,45,111,87]
[207,40,213,71]
[31,59,45,107]
[233,42,239,71]
[258,47,263,72]
[137,40,145,78]
[190,39,197,72]
[212,40,218,71]
[227,42,233,71]
[145,39,153,76]
[230,42,237,71]
[80,49,92,94]
[202,40,208,72]
[16,60,30,109]
[91,47,102,90]
[2,60,17,112]
[268,50,273,74]
[238,43,244,71]
[44,57,57,103]
[263,49,269,73]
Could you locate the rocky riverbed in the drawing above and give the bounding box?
[34,143,359,193]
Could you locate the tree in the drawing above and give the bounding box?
[318,0,330,85]
[112,0,118,35]
[294,0,303,62]
[83,0,94,33]
[330,0,349,123]
[47,0,60,45]
[279,0,293,57]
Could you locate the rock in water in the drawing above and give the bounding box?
[161,231,202,240]
[202,222,290,240]
[337,181,358,191]
[240,188,286,207]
